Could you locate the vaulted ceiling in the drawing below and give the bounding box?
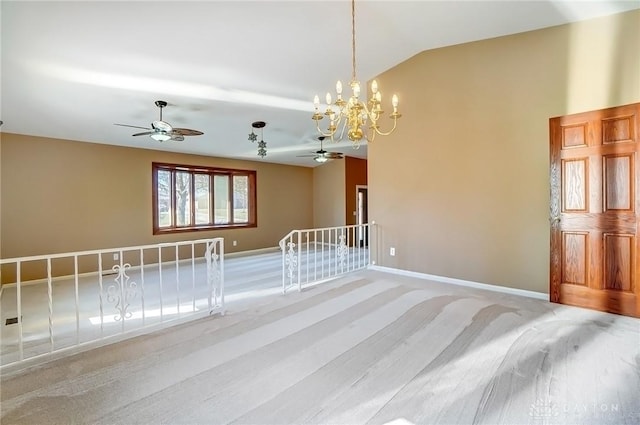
[2,1,638,166]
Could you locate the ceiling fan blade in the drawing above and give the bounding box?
[173,128,204,136]
[114,123,152,130]
[324,152,344,159]
[297,154,318,157]
[170,134,185,142]
[132,131,155,136]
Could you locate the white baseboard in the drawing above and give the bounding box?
[368,265,548,300]
[226,246,280,258]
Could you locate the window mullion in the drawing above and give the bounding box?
[229,173,234,224]
[190,171,196,226]
[171,170,177,228]
[209,173,214,225]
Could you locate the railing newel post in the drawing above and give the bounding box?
[283,238,287,293]
[297,231,302,292]
[219,238,225,314]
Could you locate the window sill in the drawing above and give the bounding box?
[153,223,257,235]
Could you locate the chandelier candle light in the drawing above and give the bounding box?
[312,0,401,146]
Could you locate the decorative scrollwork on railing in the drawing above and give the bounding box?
[285,241,298,279]
[337,234,348,268]
[205,241,221,309]
[107,263,137,321]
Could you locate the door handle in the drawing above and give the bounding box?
[550,215,561,225]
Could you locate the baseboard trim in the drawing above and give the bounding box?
[226,246,280,258]
[369,265,548,300]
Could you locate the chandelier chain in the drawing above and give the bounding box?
[351,0,356,82]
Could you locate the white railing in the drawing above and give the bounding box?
[0,238,224,367]
[279,223,372,293]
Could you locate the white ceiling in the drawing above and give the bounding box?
[2,1,639,167]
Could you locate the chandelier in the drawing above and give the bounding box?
[312,0,401,146]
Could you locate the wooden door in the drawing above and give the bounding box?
[550,103,640,318]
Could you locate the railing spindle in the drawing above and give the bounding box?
[305,231,310,284]
[74,255,80,343]
[140,248,145,325]
[47,258,53,351]
[16,261,23,360]
[314,230,318,281]
[320,230,323,279]
[158,246,164,321]
[175,245,180,315]
[98,253,104,334]
[189,243,194,312]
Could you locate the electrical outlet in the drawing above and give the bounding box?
[113,253,119,261]
[233,240,237,247]
[390,247,396,256]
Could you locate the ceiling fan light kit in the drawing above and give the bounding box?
[115,100,203,143]
[312,0,401,146]
[150,132,172,142]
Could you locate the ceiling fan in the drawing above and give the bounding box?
[115,100,203,142]
[298,136,344,163]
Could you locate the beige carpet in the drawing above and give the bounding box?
[1,270,639,425]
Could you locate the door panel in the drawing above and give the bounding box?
[550,103,640,318]
[562,232,588,286]
[604,154,633,210]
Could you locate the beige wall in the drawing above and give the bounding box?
[1,134,313,260]
[370,10,640,293]
[0,134,3,261]
[313,158,346,228]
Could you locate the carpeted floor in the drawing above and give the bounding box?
[1,270,639,425]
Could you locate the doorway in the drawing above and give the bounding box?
[356,185,368,247]
[549,102,639,318]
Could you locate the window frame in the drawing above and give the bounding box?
[152,162,257,235]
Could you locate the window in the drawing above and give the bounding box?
[153,162,256,234]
